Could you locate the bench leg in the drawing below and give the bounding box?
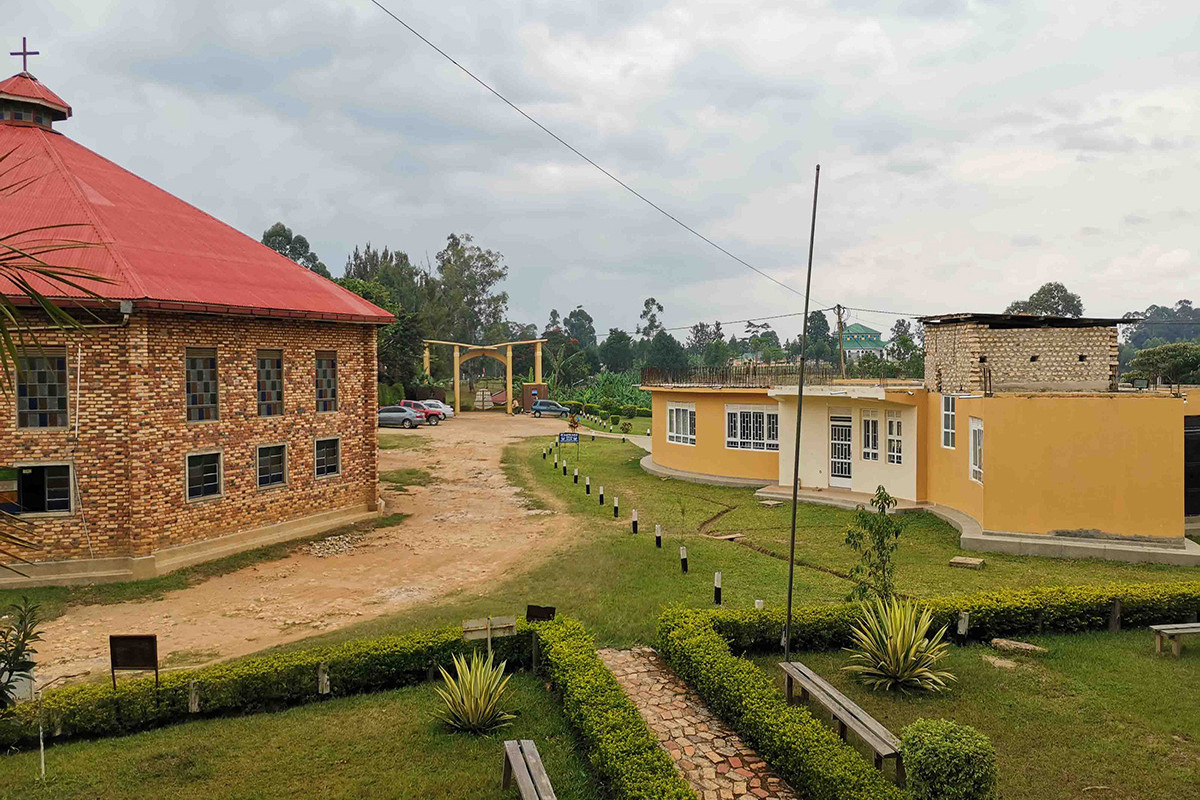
[895,756,906,788]
[1155,632,1162,655]
[502,752,513,790]
[836,717,848,742]
[1172,635,1181,658]
[785,674,794,705]
[874,753,883,771]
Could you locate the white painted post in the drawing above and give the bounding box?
[755,599,764,610]
[714,571,722,605]
[655,523,662,548]
[680,546,689,573]
[586,476,591,495]
[631,509,638,534]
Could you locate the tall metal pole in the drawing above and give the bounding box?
[784,164,821,664]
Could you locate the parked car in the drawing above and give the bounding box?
[420,399,454,420]
[398,399,440,425]
[378,405,424,429]
[530,400,570,418]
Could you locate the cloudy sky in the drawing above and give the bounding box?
[8,0,1198,339]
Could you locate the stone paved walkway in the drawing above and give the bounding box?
[599,647,797,800]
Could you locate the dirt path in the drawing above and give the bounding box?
[37,413,573,686]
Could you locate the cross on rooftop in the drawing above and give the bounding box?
[10,36,39,73]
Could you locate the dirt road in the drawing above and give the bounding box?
[36,413,571,686]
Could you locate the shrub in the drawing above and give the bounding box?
[584,403,601,416]
[901,718,998,800]
[657,610,904,800]
[636,407,652,418]
[0,598,41,711]
[609,414,621,426]
[844,486,903,602]
[377,383,405,406]
[433,650,515,733]
[619,421,633,434]
[621,404,637,418]
[843,598,955,693]
[565,401,584,414]
[0,623,534,750]
[536,618,694,799]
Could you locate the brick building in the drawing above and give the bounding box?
[0,69,392,586]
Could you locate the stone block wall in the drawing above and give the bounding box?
[2,309,379,564]
[924,322,1118,393]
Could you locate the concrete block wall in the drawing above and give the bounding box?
[2,309,379,564]
[924,322,1118,393]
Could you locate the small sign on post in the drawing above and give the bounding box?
[557,432,579,444]
[463,616,518,655]
[109,634,159,690]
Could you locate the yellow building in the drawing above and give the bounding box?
[644,314,1199,565]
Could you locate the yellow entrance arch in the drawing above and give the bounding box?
[423,338,547,415]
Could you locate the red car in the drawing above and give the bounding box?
[398,399,440,425]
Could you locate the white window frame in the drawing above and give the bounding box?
[941,395,956,449]
[969,417,983,484]
[725,404,780,451]
[886,410,903,465]
[861,409,879,461]
[666,402,696,446]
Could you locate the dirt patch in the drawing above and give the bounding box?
[35,413,576,686]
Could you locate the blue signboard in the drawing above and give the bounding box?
[558,433,580,444]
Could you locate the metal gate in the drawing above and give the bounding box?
[830,415,852,488]
[1186,415,1200,517]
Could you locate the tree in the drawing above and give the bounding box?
[261,222,331,278]
[563,306,597,348]
[743,321,781,362]
[545,308,561,333]
[598,328,635,372]
[644,330,689,372]
[430,233,509,346]
[338,278,424,388]
[702,338,733,367]
[686,321,724,353]
[636,297,664,339]
[0,598,41,710]
[844,486,903,602]
[1005,282,1083,317]
[1129,342,1200,384]
[1122,300,1200,350]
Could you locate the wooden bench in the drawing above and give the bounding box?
[1151,622,1200,657]
[502,739,557,799]
[780,661,905,785]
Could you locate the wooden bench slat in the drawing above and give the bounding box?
[780,662,899,754]
[520,740,557,800]
[1149,623,1200,634]
[504,740,539,799]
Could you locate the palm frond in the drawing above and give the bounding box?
[842,597,957,694]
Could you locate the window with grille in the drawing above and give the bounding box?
[315,351,338,413]
[315,438,340,477]
[186,348,219,421]
[666,402,696,445]
[941,394,956,448]
[257,445,286,487]
[887,410,903,465]
[186,452,221,500]
[16,465,71,514]
[970,418,983,483]
[862,410,879,461]
[16,348,68,428]
[725,404,780,451]
[257,350,283,417]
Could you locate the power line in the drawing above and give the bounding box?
[366,0,828,307]
[663,306,836,332]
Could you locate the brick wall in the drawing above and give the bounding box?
[2,309,379,564]
[924,322,1118,393]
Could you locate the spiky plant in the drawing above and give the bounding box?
[842,597,956,694]
[433,650,515,733]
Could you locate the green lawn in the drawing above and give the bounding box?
[379,468,435,492]
[749,630,1200,800]
[0,514,407,622]
[0,674,602,800]
[377,430,430,450]
[576,414,652,435]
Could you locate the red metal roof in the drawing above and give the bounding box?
[0,72,71,117]
[0,97,393,324]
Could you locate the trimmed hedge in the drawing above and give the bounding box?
[537,618,695,799]
[901,719,998,800]
[0,623,534,750]
[609,414,621,426]
[621,404,637,418]
[565,401,584,414]
[636,407,652,418]
[584,403,601,416]
[658,609,905,800]
[686,580,1200,652]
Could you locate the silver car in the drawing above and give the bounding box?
[421,399,454,419]
[378,405,424,429]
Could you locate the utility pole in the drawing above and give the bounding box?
[784,164,821,665]
[835,304,846,379]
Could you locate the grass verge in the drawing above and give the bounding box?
[379,468,435,492]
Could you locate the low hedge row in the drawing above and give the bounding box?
[0,623,534,750]
[536,617,695,799]
[693,580,1200,652]
[658,609,905,800]
[901,718,998,800]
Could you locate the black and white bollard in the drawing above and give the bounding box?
[631,509,638,534]
[621,436,626,443]
[562,460,568,476]
[755,599,764,611]
[585,477,591,495]
[573,468,579,484]
[553,454,558,469]
[655,524,662,548]
[613,496,619,518]
[599,486,604,505]
[591,434,595,441]
[542,448,546,460]
[680,546,689,574]
[713,571,722,605]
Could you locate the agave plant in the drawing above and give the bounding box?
[842,597,956,694]
[433,650,515,733]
